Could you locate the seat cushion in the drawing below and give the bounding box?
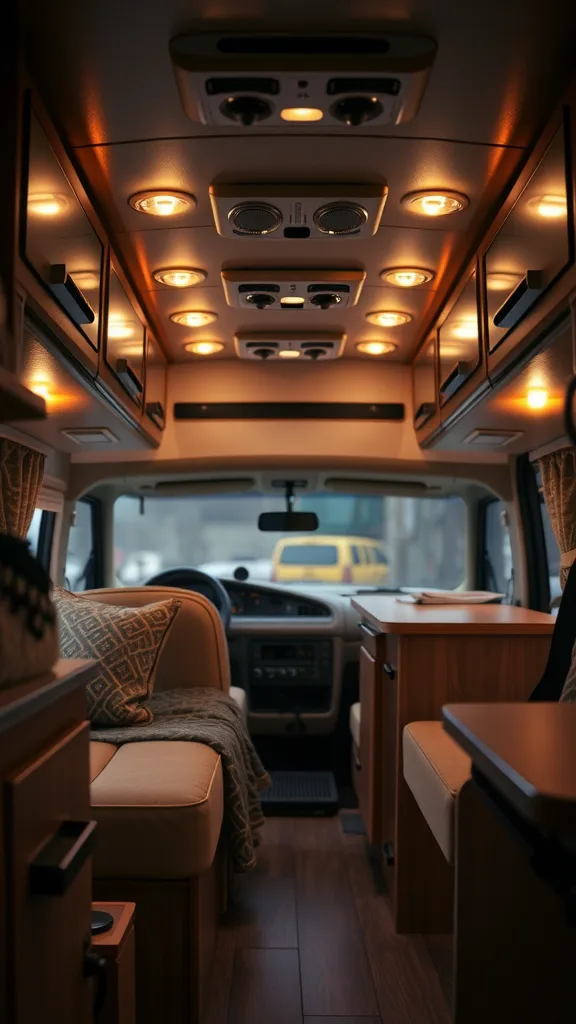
[90,740,224,878]
[403,721,471,864]
[230,685,247,719]
[54,588,181,725]
[350,701,361,750]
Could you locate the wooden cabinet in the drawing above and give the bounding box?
[103,263,146,408]
[144,334,167,431]
[350,596,554,931]
[438,264,485,410]
[412,333,439,438]
[93,902,136,1024]
[0,659,97,1024]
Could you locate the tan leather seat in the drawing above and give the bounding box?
[403,721,471,864]
[90,740,224,877]
[350,701,361,750]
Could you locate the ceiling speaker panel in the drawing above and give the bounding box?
[235,331,345,360]
[222,269,366,309]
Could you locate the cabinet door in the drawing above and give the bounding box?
[6,722,93,1024]
[144,335,167,429]
[485,125,571,360]
[105,268,145,406]
[357,646,383,844]
[438,269,481,404]
[412,334,437,431]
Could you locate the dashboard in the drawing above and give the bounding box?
[225,583,331,619]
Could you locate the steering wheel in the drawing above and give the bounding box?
[144,567,232,630]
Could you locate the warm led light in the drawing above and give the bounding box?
[452,321,478,340]
[365,311,412,328]
[528,194,567,219]
[108,319,137,339]
[278,349,301,358]
[128,191,195,217]
[153,268,206,288]
[526,387,549,409]
[70,270,100,290]
[356,341,397,356]
[29,380,51,400]
[381,267,434,288]
[401,190,469,217]
[184,341,224,356]
[280,107,324,122]
[280,296,305,306]
[486,272,522,291]
[170,310,218,327]
[28,192,69,216]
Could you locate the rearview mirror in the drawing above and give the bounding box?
[258,511,319,532]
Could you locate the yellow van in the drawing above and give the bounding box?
[271,535,389,584]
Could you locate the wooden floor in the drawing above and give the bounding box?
[204,815,453,1024]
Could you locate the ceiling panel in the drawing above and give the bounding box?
[21,0,576,148]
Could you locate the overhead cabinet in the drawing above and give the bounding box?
[104,265,145,408]
[412,334,439,439]
[145,335,167,431]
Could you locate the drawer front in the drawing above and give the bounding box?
[6,721,93,1024]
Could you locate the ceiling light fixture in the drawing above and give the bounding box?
[107,319,137,339]
[184,340,224,356]
[528,194,567,219]
[356,341,397,356]
[153,267,206,288]
[28,192,69,216]
[401,190,469,217]
[278,349,301,358]
[452,321,478,340]
[280,107,324,122]
[128,190,196,217]
[486,272,523,291]
[365,310,412,327]
[526,387,549,409]
[381,267,434,288]
[170,310,218,327]
[280,296,306,306]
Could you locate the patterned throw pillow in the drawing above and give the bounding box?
[53,588,181,726]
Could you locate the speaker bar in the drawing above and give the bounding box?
[174,402,404,421]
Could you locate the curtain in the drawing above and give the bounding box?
[538,447,576,589]
[0,439,45,539]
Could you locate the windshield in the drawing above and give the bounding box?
[113,491,467,590]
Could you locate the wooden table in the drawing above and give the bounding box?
[350,596,554,932]
[442,702,576,1024]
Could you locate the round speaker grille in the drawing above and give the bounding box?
[228,202,283,235]
[313,202,368,235]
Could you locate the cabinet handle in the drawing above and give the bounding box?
[359,622,379,639]
[48,264,96,326]
[492,270,547,330]
[145,400,165,428]
[439,360,474,400]
[414,401,435,428]
[29,820,97,896]
[383,662,396,680]
[115,358,143,400]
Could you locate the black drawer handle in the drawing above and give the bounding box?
[359,621,379,638]
[145,400,165,428]
[492,269,547,330]
[383,662,396,680]
[439,360,474,400]
[48,264,96,327]
[30,820,97,896]
[414,401,435,428]
[115,358,143,400]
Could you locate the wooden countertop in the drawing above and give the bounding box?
[443,703,576,832]
[352,595,554,635]
[0,658,95,733]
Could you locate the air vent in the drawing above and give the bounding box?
[222,269,365,308]
[60,428,119,445]
[463,429,525,448]
[235,331,345,360]
[170,33,436,127]
[210,184,387,240]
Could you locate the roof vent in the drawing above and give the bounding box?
[463,429,525,448]
[61,427,119,445]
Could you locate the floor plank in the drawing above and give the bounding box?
[228,948,303,1024]
[295,818,380,1017]
[203,922,236,1024]
[344,833,451,1024]
[233,875,298,948]
[425,934,454,1004]
[304,1018,381,1023]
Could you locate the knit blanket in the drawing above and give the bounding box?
[91,687,270,872]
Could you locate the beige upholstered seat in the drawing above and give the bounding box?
[90,741,223,877]
[403,721,472,863]
[350,701,361,750]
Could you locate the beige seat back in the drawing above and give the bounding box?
[82,587,230,693]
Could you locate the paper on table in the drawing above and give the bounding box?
[396,590,506,605]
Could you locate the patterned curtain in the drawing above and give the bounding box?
[538,447,576,589]
[0,439,45,539]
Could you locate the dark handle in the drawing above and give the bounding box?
[145,400,165,427]
[414,401,435,428]
[29,820,97,896]
[493,269,546,330]
[359,621,379,639]
[115,358,143,399]
[48,264,96,326]
[383,662,396,681]
[84,943,108,1017]
[439,360,474,399]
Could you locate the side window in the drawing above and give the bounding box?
[26,508,56,569]
[483,500,513,598]
[535,469,561,606]
[26,508,44,556]
[65,500,95,591]
[351,545,361,565]
[374,547,388,565]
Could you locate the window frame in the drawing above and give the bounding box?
[65,496,104,590]
[516,455,550,611]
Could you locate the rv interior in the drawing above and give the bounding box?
[2,2,576,1022]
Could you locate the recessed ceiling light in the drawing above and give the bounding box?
[526,387,549,409]
[280,296,306,306]
[170,310,218,327]
[278,349,301,358]
[108,319,137,339]
[280,107,324,122]
[128,190,196,217]
[356,341,397,356]
[184,341,224,356]
[70,270,100,290]
[401,190,469,217]
[486,272,523,291]
[381,267,434,288]
[153,268,206,288]
[365,310,412,327]
[28,192,69,216]
[451,320,478,340]
[527,194,567,219]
